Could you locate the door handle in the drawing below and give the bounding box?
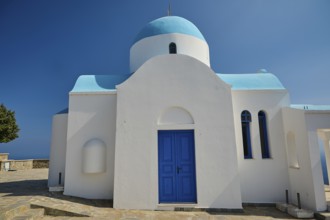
[177,167,182,174]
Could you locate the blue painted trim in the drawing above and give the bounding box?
[71,74,131,92]
[217,73,285,90]
[134,16,205,44]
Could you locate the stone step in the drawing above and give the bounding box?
[287,205,314,219]
[30,204,89,217]
[315,212,330,220]
[12,208,45,220]
[0,203,30,219]
[276,203,314,219]
[48,186,64,192]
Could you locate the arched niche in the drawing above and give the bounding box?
[158,107,194,125]
[287,132,299,168]
[82,138,106,174]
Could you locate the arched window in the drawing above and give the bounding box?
[241,110,252,159]
[169,42,177,54]
[258,111,270,158]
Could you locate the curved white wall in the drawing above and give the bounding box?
[130,33,210,73]
[48,113,68,187]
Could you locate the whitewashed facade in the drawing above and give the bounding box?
[48,16,330,211]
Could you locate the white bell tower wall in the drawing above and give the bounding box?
[130,33,210,73]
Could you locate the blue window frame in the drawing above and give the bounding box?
[169,42,177,54]
[241,110,252,159]
[258,111,270,158]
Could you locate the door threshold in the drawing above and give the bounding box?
[157,203,197,211]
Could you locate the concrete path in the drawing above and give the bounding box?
[0,169,309,219]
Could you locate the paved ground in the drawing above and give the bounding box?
[0,169,312,219]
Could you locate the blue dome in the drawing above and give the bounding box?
[134,16,205,43]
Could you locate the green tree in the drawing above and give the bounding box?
[0,104,19,143]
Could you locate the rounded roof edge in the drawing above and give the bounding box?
[133,16,205,44]
[217,73,286,90]
[71,74,131,93]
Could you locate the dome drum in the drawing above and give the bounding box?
[130,16,210,73]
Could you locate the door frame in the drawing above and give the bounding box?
[157,129,197,203]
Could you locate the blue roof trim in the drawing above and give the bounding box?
[56,108,68,115]
[71,75,131,93]
[134,16,205,44]
[217,73,285,90]
[291,105,330,111]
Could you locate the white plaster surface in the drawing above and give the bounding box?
[64,93,117,199]
[159,106,194,125]
[48,16,330,212]
[282,108,330,211]
[305,113,330,211]
[114,54,242,210]
[82,139,106,174]
[48,113,68,187]
[130,33,210,73]
[232,90,290,203]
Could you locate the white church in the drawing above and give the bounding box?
[48,16,330,211]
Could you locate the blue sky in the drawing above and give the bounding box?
[0,0,329,159]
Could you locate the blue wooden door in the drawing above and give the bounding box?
[158,130,197,203]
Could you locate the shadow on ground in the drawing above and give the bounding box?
[0,176,297,219]
[0,179,112,208]
[0,179,48,196]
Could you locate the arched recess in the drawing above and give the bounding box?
[83,138,106,174]
[158,107,194,125]
[287,132,299,168]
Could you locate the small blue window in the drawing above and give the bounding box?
[241,110,252,159]
[258,111,270,158]
[169,42,177,54]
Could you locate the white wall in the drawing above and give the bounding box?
[130,33,210,73]
[64,92,117,199]
[305,112,330,211]
[282,108,328,211]
[114,54,242,210]
[232,90,290,203]
[48,113,68,187]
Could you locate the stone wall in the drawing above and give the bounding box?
[0,159,49,171]
[0,160,33,171]
[9,160,33,170]
[33,159,49,168]
[0,161,9,171]
[0,153,9,161]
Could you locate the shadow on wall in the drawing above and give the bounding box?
[319,141,329,185]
